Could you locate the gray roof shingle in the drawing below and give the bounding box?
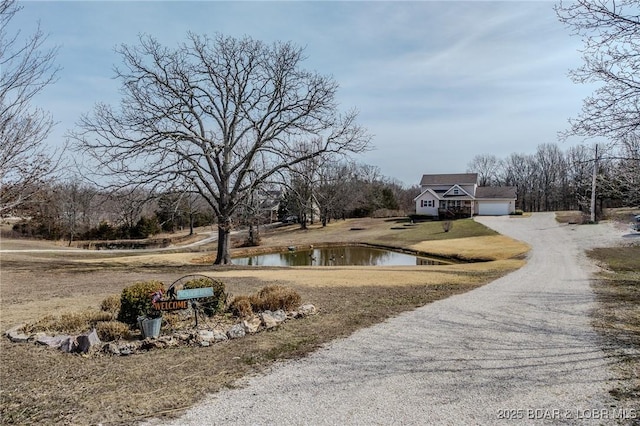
[476,186,517,199]
[420,173,478,186]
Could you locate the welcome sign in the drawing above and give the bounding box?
[152,300,189,311]
[152,287,215,311]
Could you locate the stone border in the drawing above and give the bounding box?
[5,304,317,357]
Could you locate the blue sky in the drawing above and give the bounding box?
[14,1,591,186]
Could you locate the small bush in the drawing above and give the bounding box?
[95,321,131,341]
[253,285,301,312]
[22,310,113,334]
[117,280,166,326]
[100,295,121,316]
[229,296,253,318]
[183,276,227,316]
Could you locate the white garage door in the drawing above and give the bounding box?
[478,201,510,216]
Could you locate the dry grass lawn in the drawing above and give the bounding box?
[0,217,529,425]
[588,245,640,406]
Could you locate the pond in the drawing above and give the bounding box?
[232,246,453,267]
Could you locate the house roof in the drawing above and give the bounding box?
[420,173,478,186]
[442,184,473,198]
[476,186,517,199]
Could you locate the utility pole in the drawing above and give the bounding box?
[590,143,598,223]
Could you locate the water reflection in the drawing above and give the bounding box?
[233,246,451,266]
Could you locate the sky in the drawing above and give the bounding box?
[12,0,593,187]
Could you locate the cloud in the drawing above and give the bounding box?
[16,1,590,186]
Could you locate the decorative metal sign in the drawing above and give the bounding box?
[151,286,215,315]
[152,300,189,311]
[176,287,214,300]
[166,274,220,326]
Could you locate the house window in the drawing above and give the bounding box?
[453,189,459,195]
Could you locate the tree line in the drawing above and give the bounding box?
[467,139,639,216]
[6,165,417,247]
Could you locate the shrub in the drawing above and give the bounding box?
[100,295,121,316]
[183,276,227,316]
[117,280,166,326]
[22,310,113,334]
[229,285,301,318]
[253,285,301,312]
[95,321,131,341]
[229,296,253,318]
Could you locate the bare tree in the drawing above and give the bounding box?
[535,143,566,211]
[72,33,370,264]
[501,152,538,212]
[565,144,594,212]
[315,160,351,226]
[618,135,640,205]
[466,154,502,186]
[286,167,316,229]
[58,178,97,246]
[556,1,640,143]
[0,0,60,215]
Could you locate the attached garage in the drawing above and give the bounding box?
[477,201,511,216]
[475,187,517,216]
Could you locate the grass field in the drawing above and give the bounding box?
[1,217,527,425]
[587,245,640,406]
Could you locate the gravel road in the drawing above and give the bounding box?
[152,213,637,425]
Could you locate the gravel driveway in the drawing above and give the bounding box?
[153,213,635,425]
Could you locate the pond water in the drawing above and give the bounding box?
[233,246,452,267]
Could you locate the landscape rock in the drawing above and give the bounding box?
[175,331,193,342]
[59,336,77,353]
[141,337,173,350]
[227,323,246,339]
[158,336,178,347]
[260,310,287,329]
[298,304,317,316]
[213,329,228,342]
[6,325,30,343]
[76,329,101,354]
[102,342,120,355]
[198,330,215,343]
[118,341,141,355]
[36,334,72,349]
[6,302,315,357]
[242,316,262,334]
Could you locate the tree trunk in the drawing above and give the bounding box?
[214,219,232,264]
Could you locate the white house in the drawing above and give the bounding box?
[414,173,517,217]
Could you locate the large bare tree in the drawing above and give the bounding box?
[72,33,370,264]
[466,154,502,186]
[556,0,640,143]
[0,0,60,214]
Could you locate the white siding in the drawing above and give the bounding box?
[477,201,511,216]
[415,193,439,216]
